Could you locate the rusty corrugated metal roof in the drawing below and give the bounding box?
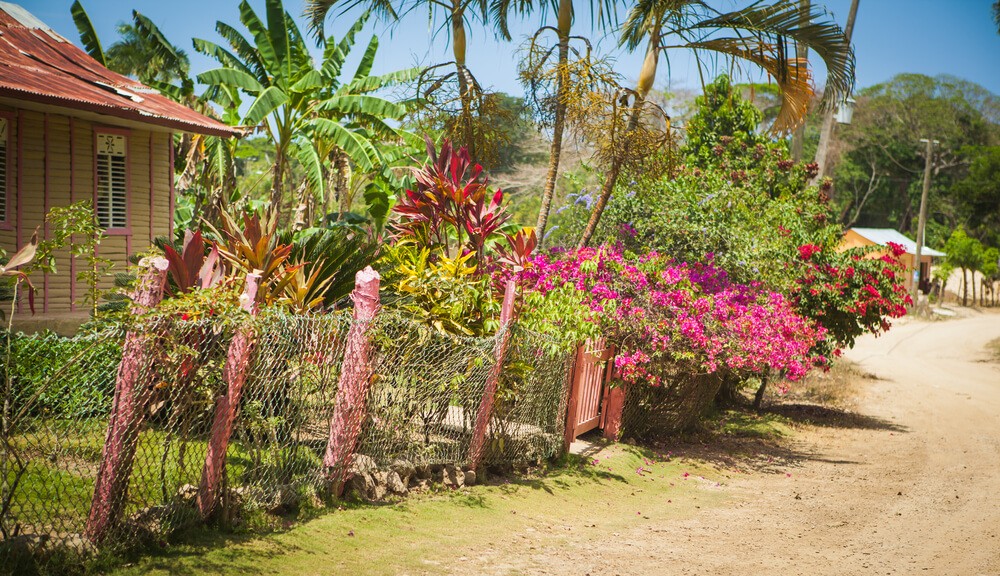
[0,3,241,138]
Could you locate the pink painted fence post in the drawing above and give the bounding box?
[601,384,626,441]
[197,272,261,518]
[323,267,380,495]
[86,257,168,543]
[467,280,517,472]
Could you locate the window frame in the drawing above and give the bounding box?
[93,127,131,235]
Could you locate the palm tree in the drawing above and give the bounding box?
[70,1,189,86]
[491,0,619,247]
[196,0,419,223]
[305,0,489,158]
[577,0,856,247]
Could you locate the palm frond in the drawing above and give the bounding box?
[131,10,189,75]
[687,37,812,133]
[70,1,106,66]
[691,1,854,106]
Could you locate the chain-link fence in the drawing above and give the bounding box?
[619,366,724,440]
[0,311,570,574]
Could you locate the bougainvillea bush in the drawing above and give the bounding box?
[512,246,827,388]
[792,241,912,357]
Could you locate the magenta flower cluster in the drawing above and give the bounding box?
[515,247,826,387]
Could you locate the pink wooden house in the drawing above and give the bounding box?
[0,3,239,330]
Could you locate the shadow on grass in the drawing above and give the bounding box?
[117,529,266,576]
[485,453,629,499]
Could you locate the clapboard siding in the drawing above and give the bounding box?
[0,107,175,317]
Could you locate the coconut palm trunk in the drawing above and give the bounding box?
[335,151,352,213]
[789,0,810,162]
[535,0,573,247]
[452,0,478,158]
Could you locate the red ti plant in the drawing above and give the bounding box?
[465,187,510,265]
[393,136,510,269]
[210,208,300,305]
[496,228,538,274]
[161,230,225,296]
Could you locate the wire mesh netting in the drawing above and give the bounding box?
[619,367,724,440]
[0,310,571,573]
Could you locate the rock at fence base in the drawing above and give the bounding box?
[371,482,387,501]
[277,484,300,507]
[387,471,408,495]
[415,463,431,480]
[61,533,97,557]
[175,483,198,505]
[442,463,463,488]
[391,458,416,485]
[348,454,378,477]
[347,472,374,500]
[463,470,476,486]
[1,534,49,558]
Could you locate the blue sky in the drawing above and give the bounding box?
[21,0,1000,99]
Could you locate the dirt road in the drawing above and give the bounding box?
[482,312,1000,576]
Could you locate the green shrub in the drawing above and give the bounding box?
[3,329,123,419]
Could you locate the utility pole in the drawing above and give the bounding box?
[911,138,938,310]
[811,0,860,186]
[789,0,811,161]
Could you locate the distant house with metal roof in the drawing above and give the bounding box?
[0,2,240,328]
[840,227,946,294]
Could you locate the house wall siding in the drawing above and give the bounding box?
[0,105,174,316]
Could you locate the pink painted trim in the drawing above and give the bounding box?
[69,117,76,312]
[15,109,23,314]
[168,135,175,239]
[93,127,132,238]
[148,133,154,245]
[43,113,49,313]
[0,110,12,229]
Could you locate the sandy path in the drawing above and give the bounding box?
[470,312,1000,575]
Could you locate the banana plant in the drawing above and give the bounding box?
[196,0,421,224]
[306,0,494,160]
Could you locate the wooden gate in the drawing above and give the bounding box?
[564,338,615,448]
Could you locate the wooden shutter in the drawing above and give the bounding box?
[96,132,127,229]
[0,117,7,222]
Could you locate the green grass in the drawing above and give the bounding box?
[705,408,794,440]
[109,445,726,576]
[5,420,261,538]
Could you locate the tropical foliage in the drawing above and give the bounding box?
[196,0,421,225]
